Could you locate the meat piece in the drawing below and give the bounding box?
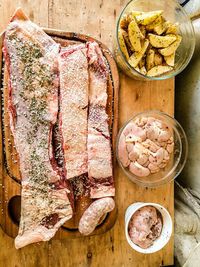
[148,163,160,173]
[146,124,160,141]
[143,139,160,153]
[3,8,73,249]
[128,206,163,249]
[135,117,148,127]
[87,42,115,198]
[137,153,148,166]
[129,162,150,177]
[128,143,148,162]
[129,149,139,162]
[123,122,135,136]
[118,133,130,167]
[148,216,162,241]
[52,121,65,169]
[167,143,174,154]
[125,133,142,143]
[58,44,88,179]
[158,129,171,142]
[124,123,146,141]
[149,148,165,165]
[78,197,115,235]
[163,149,170,161]
[126,143,134,153]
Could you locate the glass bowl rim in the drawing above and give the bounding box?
[116,0,196,80]
[116,110,188,187]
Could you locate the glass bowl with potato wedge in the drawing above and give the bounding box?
[114,0,195,80]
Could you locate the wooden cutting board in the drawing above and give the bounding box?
[0,29,119,239]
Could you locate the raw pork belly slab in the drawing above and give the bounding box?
[3,8,73,249]
[58,44,89,179]
[87,42,115,198]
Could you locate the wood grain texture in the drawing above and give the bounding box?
[0,1,174,266]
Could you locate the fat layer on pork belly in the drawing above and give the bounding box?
[58,44,89,180]
[3,7,73,249]
[87,42,115,198]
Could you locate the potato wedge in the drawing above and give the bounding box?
[154,21,171,35]
[148,33,177,48]
[158,35,182,56]
[139,25,146,38]
[128,39,149,68]
[147,65,173,77]
[139,56,145,68]
[128,19,144,51]
[164,52,175,66]
[146,15,163,31]
[121,29,134,52]
[118,29,129,61]
[130,11,143,16]
[128,11,143,22]
[146,49,155,70]
[134,65,140,72]
[120,15,129,30]
[166,23,179,34]
[154,52,163,65]
[135,10,163,25]
[140,66,147,75]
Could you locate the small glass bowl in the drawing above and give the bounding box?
[116,111,188,187]
[114,0,195,81]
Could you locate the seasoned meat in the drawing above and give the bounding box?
[3,8,73,249]
[58,44,88,179]
[87,42,115,198]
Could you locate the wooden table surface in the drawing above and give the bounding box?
[0,1,174,266]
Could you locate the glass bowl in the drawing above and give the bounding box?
[114,0,195,81]
[116,111,188,187]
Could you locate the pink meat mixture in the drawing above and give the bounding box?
[118,117,174,177]
[128,206,163,249]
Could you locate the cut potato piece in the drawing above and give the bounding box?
[146,49,155,70]
[140,66,147,75]
[154,52,163,65]
[139,56,145,68]
[166,23,179,34]
[146,15,163,31]
[154,21,171,35]
[128,39,149,68]
[159,35,182,56]
[120,15,129,30]
[118,29,129,61]
[128,11,143,21]
[147,65,173,77]
[134,65,140,72]
[135,10,163,25]
[148,33,177,48]
[164,52,175,66]
[121,29,134,52]
[128,20,144,51]
[139,25,146,38]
